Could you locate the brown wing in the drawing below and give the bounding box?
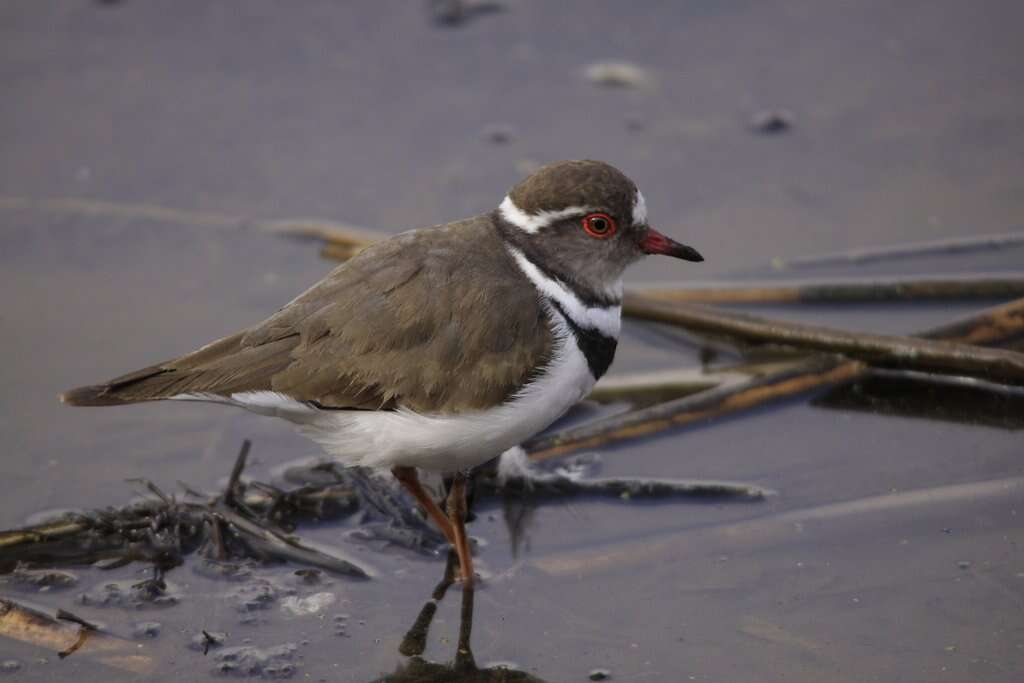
[61,215,554,414]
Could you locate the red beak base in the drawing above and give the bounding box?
[640,228,703,262]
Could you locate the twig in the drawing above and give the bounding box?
[586,368,726,405]
[201,629,218,656]
[636,273,1024,304]
[58,628,90,659]
[124,478,171,505]
[918,297,1024,345]
[223,439,251,507]
[258,218,380,247]
[211,504,371,579]
[769,231,1024,270]
[320,243,367,262]
[622,293,1024,385]
[0,517,89,552]
[55,608,99,660]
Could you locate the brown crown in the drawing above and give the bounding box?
[508,160,639,222]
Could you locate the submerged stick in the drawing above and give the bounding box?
[528,298,1024,461]
[637,273,1024,305]
[0,195,385,247]
[622,293,1024,385]
[487,471,771,501]
[769,231,1024,270]
[532,476,1024,578]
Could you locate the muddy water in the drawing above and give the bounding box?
[2,2,1023,681]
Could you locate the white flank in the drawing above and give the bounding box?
[632,189,648,226]
[506,246,621,337]
[230,391,317,416]
[170,391,316,418]
[498,195,591,234]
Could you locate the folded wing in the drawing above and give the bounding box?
[61,216,554,414]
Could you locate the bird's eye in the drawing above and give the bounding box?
[582,213,617,239]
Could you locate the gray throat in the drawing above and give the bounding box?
[493,211,623,309]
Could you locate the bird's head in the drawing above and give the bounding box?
[495,160,702,303]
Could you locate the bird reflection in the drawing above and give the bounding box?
[372,551,549,682]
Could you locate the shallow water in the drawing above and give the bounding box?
[2,1,1023,681]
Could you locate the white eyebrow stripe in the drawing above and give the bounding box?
[506,245,621,338]
[498,196,593,234]
[632,190,648,226]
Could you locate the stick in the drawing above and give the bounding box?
[319,242,368,263]
[917,297,1024,345]
[636,273,1024,305]
[814,367,1024,430]
[586,368,725,405]
[527,297,1024,461]
[526,357,864,461]
[258,218,380,247]
[486,473,772,501]
[211,504,371,579]
[769,231,1024,270]
[223,439,251,507]
[0,597,156,674]
[0,195,385,247]
[622,293,1024,385]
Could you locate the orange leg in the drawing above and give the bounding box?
[447,472,474,587]
[391,466,457,546]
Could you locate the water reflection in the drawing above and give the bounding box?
[374,552,549,683]
[815,368,1024,429]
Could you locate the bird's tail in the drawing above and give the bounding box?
[58,329,284,407]
[60,384,140,406]
[59,364,178,406]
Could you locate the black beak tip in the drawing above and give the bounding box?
[680,245,704,262]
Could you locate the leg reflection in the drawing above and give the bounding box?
[398,550,458,657]
[384,530,549,681]
[454,576,475,672]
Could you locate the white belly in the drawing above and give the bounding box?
[216,314,597,472]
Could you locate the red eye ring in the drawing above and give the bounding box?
[582,213,617,239]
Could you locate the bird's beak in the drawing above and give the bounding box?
[640,227,703,262]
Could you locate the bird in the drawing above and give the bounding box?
[60,159,703,587]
